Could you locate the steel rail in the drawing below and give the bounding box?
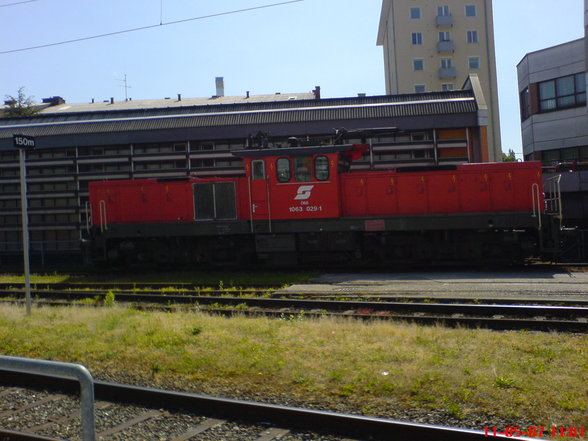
[207,309,588,332]
[0,282,280,291]
[0,370,538,441]
[0,430,63,441]
[3,289,586,319]
[3,284,588,307]
[1,296,585,331]
[274,293,588,306]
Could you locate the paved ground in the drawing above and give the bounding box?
[278,267,588,301]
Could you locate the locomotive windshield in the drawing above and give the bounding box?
[295,157,313,182]
[276,158,291,182]
[315,156,329,181]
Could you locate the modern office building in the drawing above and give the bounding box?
[0,78,490,264]
[517,38,587,163]
[376,0,501,162]
[516,0,588,228]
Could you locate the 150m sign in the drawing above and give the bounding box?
[13,134,36,149]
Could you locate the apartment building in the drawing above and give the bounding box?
[377,0,501,162]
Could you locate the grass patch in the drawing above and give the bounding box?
[0,270,316,286]
[0,304,586,430]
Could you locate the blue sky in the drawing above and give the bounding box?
[0,0,584,157]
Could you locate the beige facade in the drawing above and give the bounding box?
[377,0,501,162]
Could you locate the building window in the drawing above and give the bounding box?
[467,30,478,43]
[538,72,587,112]
[519,87,531,121]
[440,58,453,69]
[411,32,423,45]
[413,59,424,71]
[465,5,476,16]
[437,5,450,16]
[410,7,421,19]
[414,85,426,93]
[442,83,454,91]
[439,31,451,41]
[468,56,480,69]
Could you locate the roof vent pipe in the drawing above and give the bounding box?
[313,86,321,100]
[110,97,114,104]
[215,77,225,97]
[178,94,182,101]
[246,91,250,99]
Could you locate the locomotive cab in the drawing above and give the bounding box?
[234,144,368,224]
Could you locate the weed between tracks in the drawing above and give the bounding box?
[0,270,315,286]
[0,304,586,434]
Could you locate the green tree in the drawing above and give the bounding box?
[3,87,40,117]
[501,149,516,162]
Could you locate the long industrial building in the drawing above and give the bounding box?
[0,76,490,264]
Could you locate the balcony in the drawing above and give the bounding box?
[436,14,453,27]
[437,40,455,53]
[438,67,457,79]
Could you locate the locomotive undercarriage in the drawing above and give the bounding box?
[92,215,545,267]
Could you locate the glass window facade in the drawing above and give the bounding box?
[539,73,586,112]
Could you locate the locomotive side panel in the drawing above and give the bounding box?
[339,162,544,217]
[90,177,249,228]
[89,180,194,225]
[458,162,543,213]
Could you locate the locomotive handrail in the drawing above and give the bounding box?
[85,201,92,233]
[247,175,254,233]
[99,200,108,232]
[266,175,272,233]
[545,175,563,229]
[531,183,542,230]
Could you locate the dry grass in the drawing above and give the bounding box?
[0,270,315,285]
[0,304,586,432]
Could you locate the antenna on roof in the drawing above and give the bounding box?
[116,74,132,101]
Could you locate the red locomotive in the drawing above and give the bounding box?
[88,143,559,266]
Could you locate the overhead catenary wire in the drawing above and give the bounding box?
[0,0,39,7]
[0,0,303,55]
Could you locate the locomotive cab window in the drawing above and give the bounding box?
[314,156,329,181]
[276,158,291,182]
[252,160,265,180]
[295,156,313,182]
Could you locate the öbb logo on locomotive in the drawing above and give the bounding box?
[294,185,315,201]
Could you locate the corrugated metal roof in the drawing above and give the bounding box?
[0,92,317,115]
[0,91,478,140]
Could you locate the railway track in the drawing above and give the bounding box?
[0,285,587,332]
[0,369,530,441]
[3,282,588,305]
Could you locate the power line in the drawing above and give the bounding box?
[0,0,39,7]
[0,0,303,55]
